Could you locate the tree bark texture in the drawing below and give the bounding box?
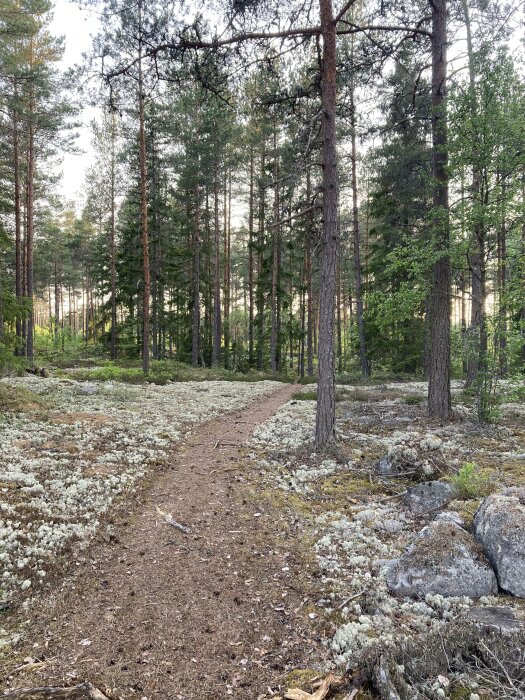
[427,0,451,420]
[315,0,339,448]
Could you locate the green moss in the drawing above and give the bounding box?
[285,668,322,689]
[0,384,46,414]
[292,390,317,400]
[318,473,385,500]
[404,393,425,405]
[449,686,471,700]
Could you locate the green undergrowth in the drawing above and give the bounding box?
[449,462,498,499]
[53,359,299,385]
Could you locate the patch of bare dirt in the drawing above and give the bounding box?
[1,384,326,700]
[53,414,113,426]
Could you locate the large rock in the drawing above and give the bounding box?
[474,490,525,597]
[403,481,456,515]
[386,520,497,598]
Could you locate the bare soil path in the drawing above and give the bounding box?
[3,383,324,700]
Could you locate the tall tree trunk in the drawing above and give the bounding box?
[336,260,342,372]
[519,173,525,366]
[13,80,22,349]
[223,171,231,367]
[306,168,314,377]
[26,71,35,364]
[138,0,150,374]
[54,263,60,346]
[427,0,451,420]
[315,0,339,448]
[109,111,118,360]
[350,79,369,378]
[497,177,507,375]
[192,184,201,367]
[248,147,255,366]
[212,166,222,366]
[462,0,485,390]
[270,125,280,373]
[257,144,266,370]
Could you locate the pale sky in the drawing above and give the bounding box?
[51,0,100,204]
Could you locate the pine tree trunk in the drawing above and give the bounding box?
[497,178,507,375]
[315,0,339,448]
[54,263,60,346]
[192,184,201,367]
[26,78,35,364]
[248,147,255,366]
[212,166,222,366]
[350,82,369,378]
[223,171,231,367]
[13,81,22,349]
[427,0,451,420]
[463,0,484,390]
[138,2,150,374]
[257,145,266,370]
[110,112,118,360]
[306,168,314,377]
[270,127,280,373]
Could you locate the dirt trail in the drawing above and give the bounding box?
[4,383,324,699]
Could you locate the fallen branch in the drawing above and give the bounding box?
[337,590,365,610]
[285,674,335,700]
[1,683,109,700]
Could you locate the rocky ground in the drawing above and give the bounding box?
[249,381,525,698]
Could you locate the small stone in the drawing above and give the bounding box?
[404,481,456,515]
[434,511,464,527]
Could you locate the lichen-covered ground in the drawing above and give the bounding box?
[1,376,524,699]
[250,381,525,698]
[0,377,280,620]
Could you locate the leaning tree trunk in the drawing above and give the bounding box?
[427,0,451,420]
[315,0,339,448]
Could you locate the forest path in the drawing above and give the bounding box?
[7,382,322,700]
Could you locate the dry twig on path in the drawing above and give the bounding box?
[155,505,191,534]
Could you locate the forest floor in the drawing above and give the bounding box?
[1,373,525,699]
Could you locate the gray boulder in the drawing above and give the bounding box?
[386,520,497,598]
[474,491,525,597]
[403,481,457,515]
